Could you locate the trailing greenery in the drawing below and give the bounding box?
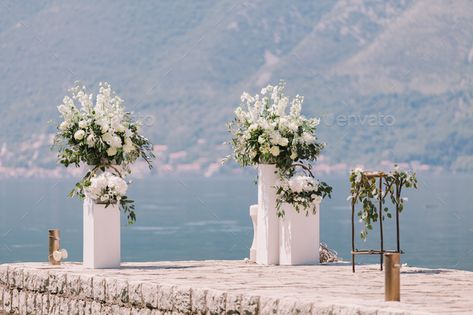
[276,164,332,217]
[349,166,418,240]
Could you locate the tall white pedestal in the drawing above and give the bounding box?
[256,164,279,265]
[83,197,121,269]
[249,204,258,262]
[279,202,320,265]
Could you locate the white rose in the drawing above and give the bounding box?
[116,124,126,133]
[102,132,113,145]
[91,175,107,190]
[107,147,117,156]
[86,134,96,147]
[288,176,315,193]
[123,139,134,154]
[302,132,315,144]
[269,146,280,157]
[112,135,122,148]
[289,177,303,193]
[109,176,128,195]
[101,123,109,133]
[258,135,266,144]
[102,132,122,148]
[279,137,289,147]
[78,120,88,129]
[74,130,85,141]
[59,121,70,131]
[270,132,281,145]
[290,151,298,160]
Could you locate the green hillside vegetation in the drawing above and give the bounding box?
[0,0,472,173]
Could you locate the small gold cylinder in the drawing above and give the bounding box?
[384,253,401,301]
[48,229,60,265]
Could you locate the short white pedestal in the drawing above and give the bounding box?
[249,204,258,262]
[256,164,279,265]
[279,202,320,265]
[83,197,121,269]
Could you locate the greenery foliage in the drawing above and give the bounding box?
[349,166,418,240]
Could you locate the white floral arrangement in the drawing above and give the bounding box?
[227,81,332,217]
[53,82,154,223]
[54,82,154,167]
[228,81,324,169]
[86,172,128,203]
[276,174,332,217]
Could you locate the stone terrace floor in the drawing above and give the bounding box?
[2,260,473,314]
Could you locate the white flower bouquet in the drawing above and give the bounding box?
[53,82,154,223]
[227,81,332,216]
[54,82,154,167]
[83,171,135,222]
[85,172,128,203]
[276,174,332,217]
[228,81,324,170]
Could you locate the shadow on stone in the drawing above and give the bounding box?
[401,269,450,275]
[118,265,203,270]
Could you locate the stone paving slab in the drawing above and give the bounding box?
[1,260,472,314]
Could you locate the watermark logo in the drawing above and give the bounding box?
[321,112,395,127]
[135,113,156,127]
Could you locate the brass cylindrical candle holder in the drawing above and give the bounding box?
[384,253,401,301]
[48,229,61,265]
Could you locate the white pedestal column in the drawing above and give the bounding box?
[83,197,121,269]
[256,164,279,265]
[279,201,320,265]
[249,204,258,262]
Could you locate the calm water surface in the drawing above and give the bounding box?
[0,175,472,271]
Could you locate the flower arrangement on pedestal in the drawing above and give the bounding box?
[227,80,332,216]
[53,82,154,223]
[275,170,332,217]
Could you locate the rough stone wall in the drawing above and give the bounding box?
[0,263,429,315]
[0,265,306,315]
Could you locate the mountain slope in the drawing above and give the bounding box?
[0,0,472,174]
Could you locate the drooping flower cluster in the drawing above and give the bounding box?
[228,81,332,217]
[85,172,128,203]
[276,174,332,217]
[228,81,324,170]
[53,82,154,224]
[54,82,154,167]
